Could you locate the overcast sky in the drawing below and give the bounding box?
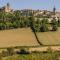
[0,0,60,11]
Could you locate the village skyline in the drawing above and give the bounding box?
[0,0,60,11]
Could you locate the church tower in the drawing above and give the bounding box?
[4,3,12,13]
[53,6,56,16]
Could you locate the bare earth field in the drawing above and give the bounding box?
[0,28,39,48]
[37,28,60,45]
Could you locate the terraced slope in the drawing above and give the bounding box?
[0,28,39,48]
[36,28,60,45]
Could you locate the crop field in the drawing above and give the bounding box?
[36,28,60,45]
[0,28,39,48]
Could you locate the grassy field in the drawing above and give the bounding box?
[36,28,60,45]
[0,27,60,48]
[0,28,39,48]
[3,53,58,60]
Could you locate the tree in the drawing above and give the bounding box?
[14,10,21,20]
[0,12,6,22]
[0,23,5,30]
[7,47,15,56]
[13,21,18,28]
[0,53,2,60]
[40,19,49,32]
[24,17,30,27]
[57,17,60,27]
[5,22,13,29]
[51,18,58,31]
[5,13,14,22]
[5,22,10,29]
[20,19,25,28]
[34,18,40,32]
[29,16,35,32]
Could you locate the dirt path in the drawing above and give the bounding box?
[29,46,60,52]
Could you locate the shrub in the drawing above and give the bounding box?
[2,50,8,57]
[47,47,53,53]
[17,48,30,54]
[0,53,2,60]
[40,19,49,32]
[40,23,49,32]
[7,47,15,56]
[13,22,17,28]
[57,18,60,27]
[51,18,58,31]
[52,25,58,31]
[0,23,5,30]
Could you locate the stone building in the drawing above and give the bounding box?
[0,3,13,13]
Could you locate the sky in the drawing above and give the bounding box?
[0,0,60,11]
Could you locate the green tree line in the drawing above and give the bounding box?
[0,11,59,32]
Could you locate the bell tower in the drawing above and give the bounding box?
[7,3,10,7]
[4,3,12,13]
[53,6,56,16]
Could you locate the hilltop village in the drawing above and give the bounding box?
[0,3,60,32]
[0,3,60,60]
[0,3,60,22]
